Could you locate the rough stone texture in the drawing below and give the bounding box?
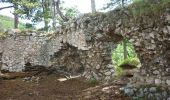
[0,27,115,80]
[0,4,170,82]
[2,36,50,71]
[120,84,170,99]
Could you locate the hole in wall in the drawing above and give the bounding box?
[112,39,141,78]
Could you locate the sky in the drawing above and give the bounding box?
[0,0,109,28]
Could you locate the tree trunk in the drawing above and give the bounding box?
[42,0,49,31]
[44,20,48,31]
[14,4,19,29]
[91,0,96,13]
[55,0,68,21]
[52,0,56,29]
[121,0,128,60]
[123,39,128,60]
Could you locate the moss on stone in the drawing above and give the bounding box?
[0,32,8,38]
[118,58,140,69]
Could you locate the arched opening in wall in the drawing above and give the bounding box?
[112,39,141,78]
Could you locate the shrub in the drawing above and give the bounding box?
[88,78,99,86]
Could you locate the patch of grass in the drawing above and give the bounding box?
[115,67,123,76]
[0,15,25,29]
[88,78,99,86]
[0,32,8,38]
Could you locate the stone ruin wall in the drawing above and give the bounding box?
[0,4,170,85]
[122,9,170,86]
[0,21,116,80]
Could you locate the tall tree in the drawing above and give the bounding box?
[91,0,96,13]
[0,0,39,28]
[0,0,79,30]
[50,0,57,29]
[14,3,19,28]
[41,0,51,30]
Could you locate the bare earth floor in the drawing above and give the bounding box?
[0,72,131,100]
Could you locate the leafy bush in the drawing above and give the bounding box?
[0,32,7,38]
[114,66,123,76]
[112,40,140,76]
[88,78,99,86]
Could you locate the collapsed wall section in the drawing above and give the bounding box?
[0,25,116,80]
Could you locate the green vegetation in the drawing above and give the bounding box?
[88,78,99,86]
[0,32,7,38]
[118,58,140,69]
[112,41,140,76]
[0,0,80,31]
[0,15,25,29]
[131,0,170,17]
[112,41,139,66]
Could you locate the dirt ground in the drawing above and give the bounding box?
[0,72,131,100]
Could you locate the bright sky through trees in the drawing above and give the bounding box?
[0,0,109,28]
[0,0,109,17]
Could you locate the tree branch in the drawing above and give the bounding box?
[55,0,69,22]
[0,6,13,10]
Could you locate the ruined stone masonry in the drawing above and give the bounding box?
[0,4,170,85]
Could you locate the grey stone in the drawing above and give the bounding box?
[104,71,112,76]
[167,97,170,100]
[119,87,125,91]
[124,88,134,96]
[132,97,138,100]
[153,70,160,75]
[107,64,113,69]
[105,76,111,80]
[95,33,103,39]
[110,69,114,73]
[154,93,162,100]
[144,88,148,93]
[166,68,170,72]
[126,84,134,88]
[95,65,100,70]
[146,78,154,84]
[85,35,92,41]
[148,93,154,99]
[92,72,99,80]
[149,87,157,93]
[155,79,162,85]
[166,80,170,85]
[138,88,144,97]
[162,91,167,98]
